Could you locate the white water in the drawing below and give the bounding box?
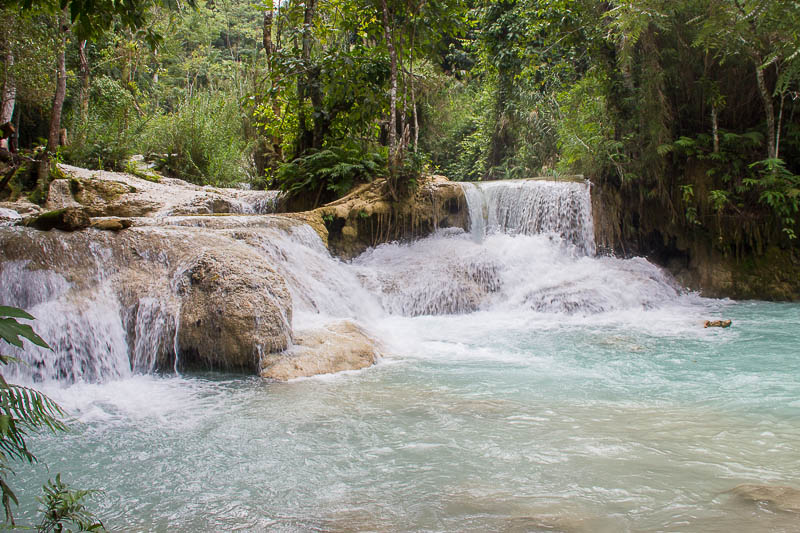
[461,180,595,255]
[4,179,800,531]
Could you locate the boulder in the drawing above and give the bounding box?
[90,217,133,231]
[704,319,732,328]
[260,320,380,380]
[730,484,800,513]
[25,207,91,231]
[175,248,292,372]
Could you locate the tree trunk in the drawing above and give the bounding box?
[711,105,719,154]
[752,52,776,160]
[257,2,283,169]
[47,13,68,153]
[37,9,69,188]
[380,0,398,164]
[295,0,317,157]
[78,40,89,125]
[1,51,16,151]
[263,4,274,62]
[775,92,785,160]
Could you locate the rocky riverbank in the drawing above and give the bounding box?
[591,177,800,301]
[0,165,467,381]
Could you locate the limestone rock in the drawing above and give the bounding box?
[314,174,469,259]
[260,320,380,380]
[730,484,800,513]
[58,164,282,218]
[25,207,91,232]
[90,217,133,231]
[704,319,732,328]
[0,207,22,226]
[45,179,82,210]
[176,248,292,372]
[0,200,41,217]
[168,195,242,215]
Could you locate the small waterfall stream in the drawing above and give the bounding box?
[460,179,596,255]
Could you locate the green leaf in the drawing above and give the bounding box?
[0,307,35,321]
[0,318,50,350]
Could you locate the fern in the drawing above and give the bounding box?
[0,306,105,530]
[275,144,387,198]
[38,474,105,533]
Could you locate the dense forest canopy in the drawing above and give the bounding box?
[1,0,798,250]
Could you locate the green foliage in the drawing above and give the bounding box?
[398,148,426,192]
[142,91,254,186]
[419,78,488,181]
[0,306,105,531]
[747,158,800,239]
[62,76,143,171]
[276,144,386,198]
[555,70,624,179]
[0,306,50,350]
[668,129,800,239]
[37,474,104,533]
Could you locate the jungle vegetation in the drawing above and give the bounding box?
[1,0,798,248]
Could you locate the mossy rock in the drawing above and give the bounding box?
[24,207,90,232]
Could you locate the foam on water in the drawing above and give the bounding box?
[355,230,682,318]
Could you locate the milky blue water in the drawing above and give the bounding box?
[14,286,800,532]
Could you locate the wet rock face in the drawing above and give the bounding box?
[315,175,469,259]
[0,222,298,380]
[260,320,379,381]
[176,247,292,372]
[590,174,800,301]
[2,166,477,380]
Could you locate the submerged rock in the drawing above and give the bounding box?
[260,320,380,380]
[730,483,800,513]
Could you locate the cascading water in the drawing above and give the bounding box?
[461,179,596,255]
[3,179,799,532]
[357,179,658,317]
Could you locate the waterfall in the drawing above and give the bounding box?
[0,218,379,383]
[1,176,686,384]
[356,179,675,318]
[460,179,596,255]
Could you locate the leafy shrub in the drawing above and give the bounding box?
[141,91,254,187]
[275,144,386,199]
[668,131,800,240]
[61,76,142,171]
[555,70,623,179]
[0,306,105,531]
